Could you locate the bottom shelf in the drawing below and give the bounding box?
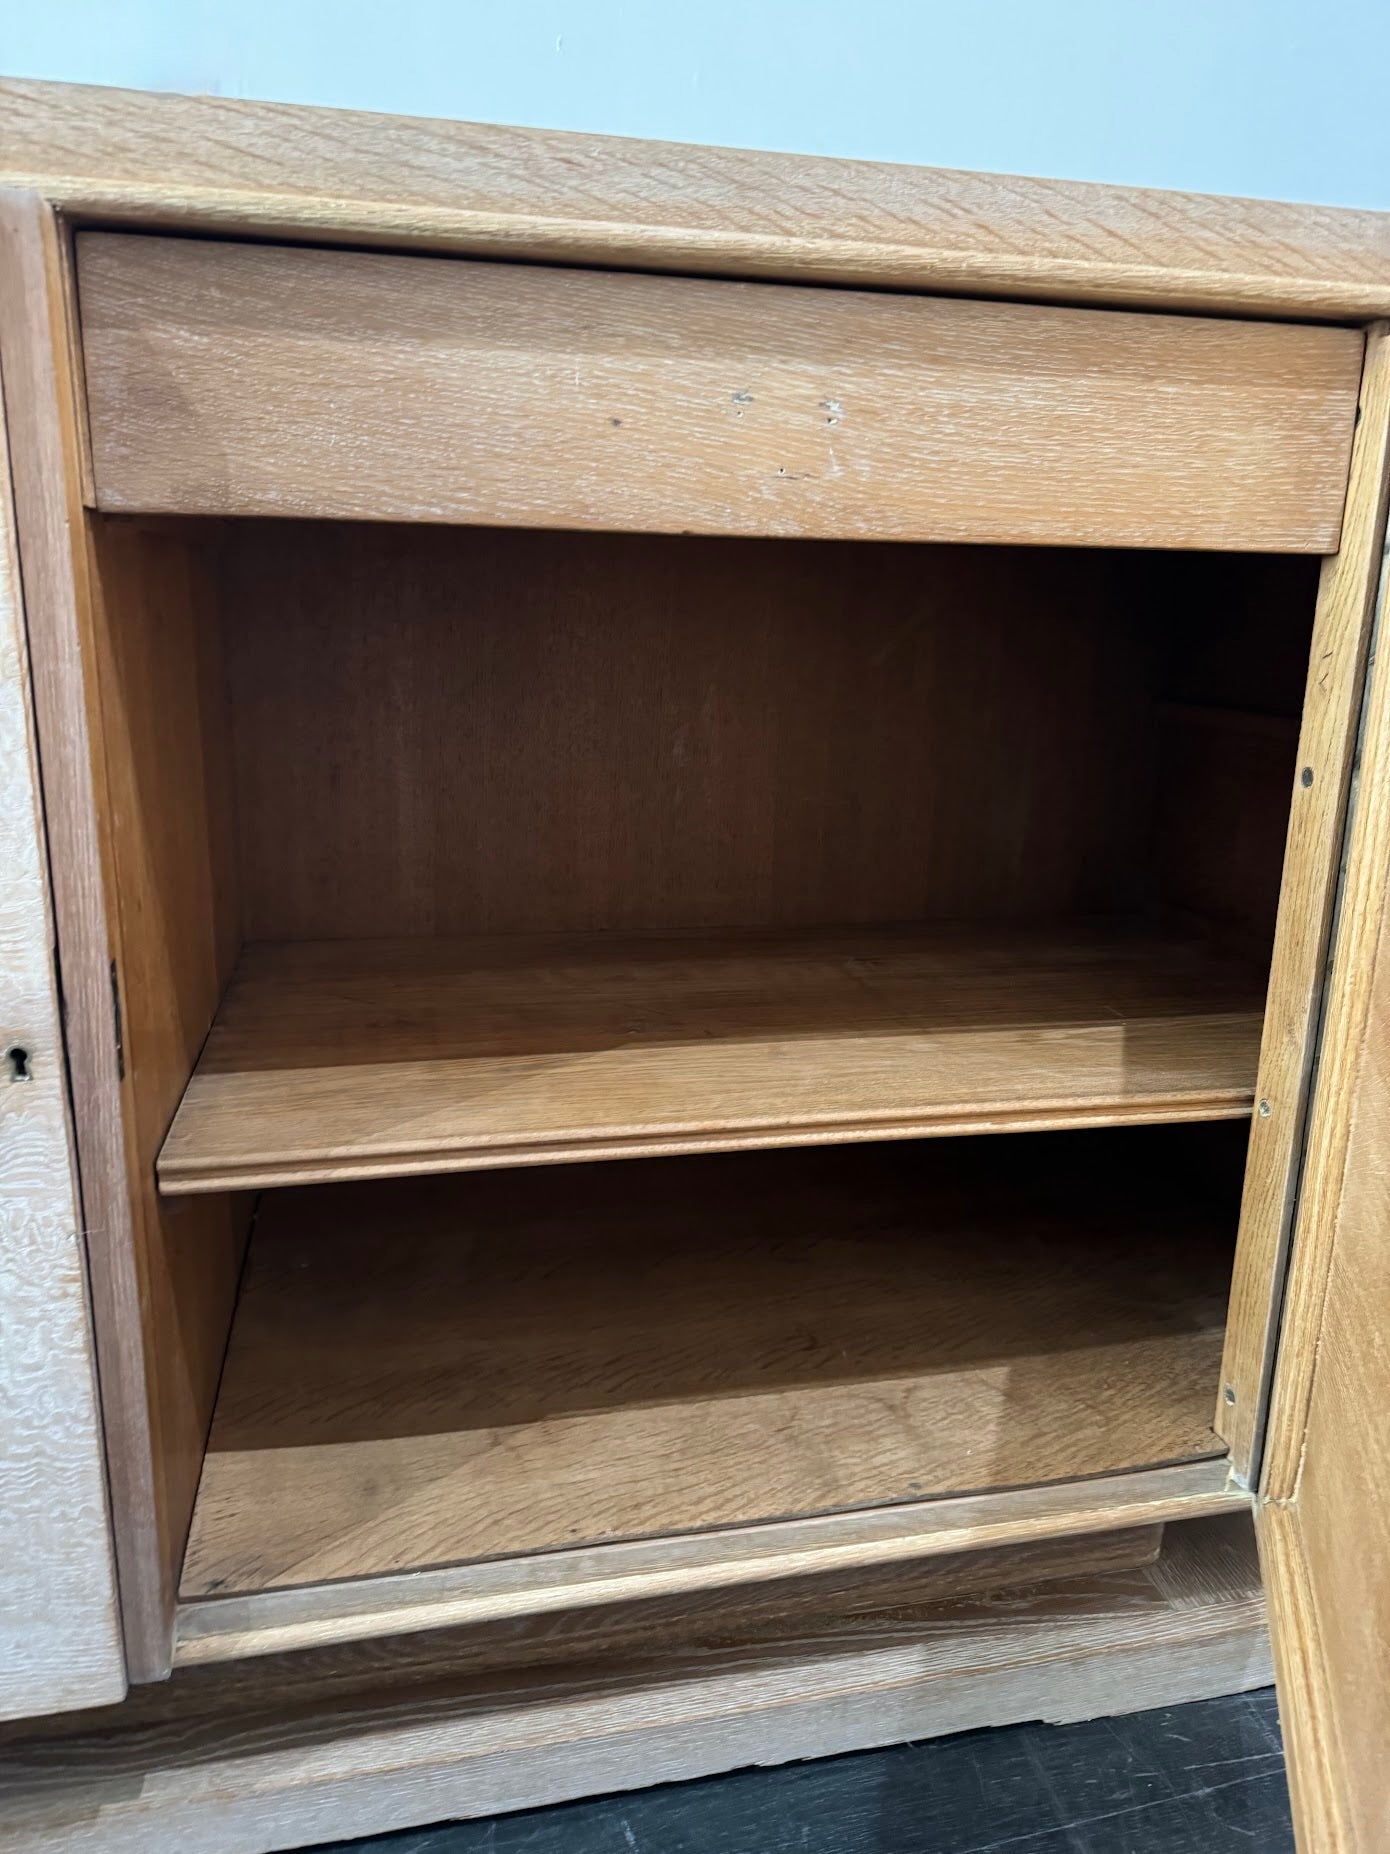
[182,1125,1241,1607]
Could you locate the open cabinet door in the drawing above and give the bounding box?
[1258,385,1390,1849]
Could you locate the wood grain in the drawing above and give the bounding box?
[175,1461,1242,1666]
[1217,325,1390,1478]
[181,1131,1236,1601]
[0,256,125,1719]
[0,200,259,1680]
[0,71,1377,1829]
[0,1516,1270,1854]
[174,1523,1166,1671]
[1259,1503,1353,1854]
[8,74,1390,319]
[82,520,255,1644]
[1261,465,1390,1501]
[194,1528,1164,1694]
[157,925,1265,1193]
[77,234,1361,552]
[1254,401,1390,1849]
[0,193,173,1677]
[222,525,1159,942]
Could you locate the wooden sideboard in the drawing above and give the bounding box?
[2,75,1390,1853]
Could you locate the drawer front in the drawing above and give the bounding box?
[77,233,1361,551]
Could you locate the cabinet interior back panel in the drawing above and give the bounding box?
[221,526,1156,942]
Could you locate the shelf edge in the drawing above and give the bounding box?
[173,1458,1246,1666]
[157,1098,1255,1196]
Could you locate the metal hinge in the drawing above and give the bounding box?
[110,958,124,1080]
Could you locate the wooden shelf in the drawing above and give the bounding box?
[181,1131,1235,1602]
[157,922,1265,1194]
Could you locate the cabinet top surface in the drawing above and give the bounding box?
[3,75,1390,319]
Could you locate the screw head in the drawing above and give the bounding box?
[1224,1385,1237,1406]
[1301,766,1315,788]
[1258,1099,1272,1117]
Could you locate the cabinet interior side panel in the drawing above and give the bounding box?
[86,516,252,1622]
[1149,553,1319,962]
[221,526,1156,942]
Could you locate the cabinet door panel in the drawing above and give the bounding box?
[1260,328,1390,1853]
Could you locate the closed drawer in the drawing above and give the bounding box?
[77,233,1361,551]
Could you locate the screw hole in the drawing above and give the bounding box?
[1301,766,1315,788]
[6,1044,32,1082]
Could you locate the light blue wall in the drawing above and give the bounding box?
[6,0,1389,210]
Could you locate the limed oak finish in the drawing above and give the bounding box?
[157,925,1265,1193]
[0,1518,1270,1854]
[2,76,1390,316]
[0,239,124,1718]
[77,233,1362,552]
[1217,325,1390,1476]
[173,1465,1241,1667]
[1256,391,1390,1850]
[0,194,211,1678]
[5,73,1390,1854]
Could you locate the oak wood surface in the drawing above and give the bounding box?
[218,523,1308,955]
[1259,1503,1351,1853]
[221,525,1159,943]
[0,198,258,1679]
[78,234,1361,551]
[174,1520,1167,1669]
[7,75,1390,319]
[203,1530,1143,1673]
[1261,435,1390,1503]
[89,1530,1171,1699]
[0,193,174,1677]
[180,1131,1235,1601]
[1217,325,1390,1478]
[0,253,125,1719]
[174,1461,1242,1666]
[2,75,1383,1834]
[1255,395,1390,1851]
[182,1526,1162,1691]
[84,516,255,1644]
[157,924,1265,1193]
[0,1516,1269,1854]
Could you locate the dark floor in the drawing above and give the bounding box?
[309,1687,1293,1854]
